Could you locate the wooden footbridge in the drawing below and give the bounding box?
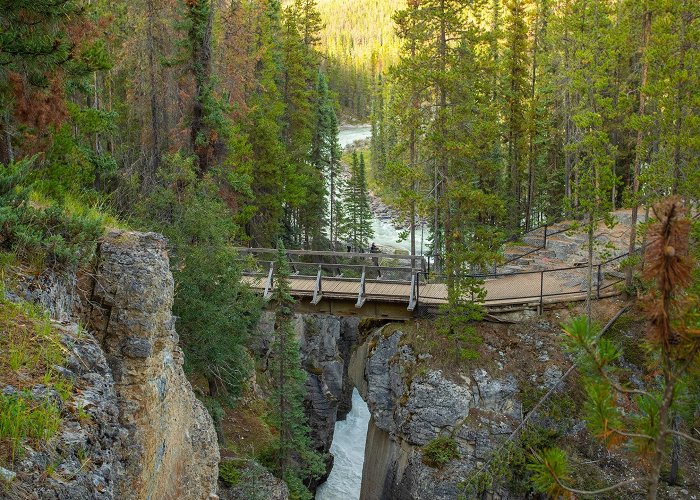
[237,248,625,320]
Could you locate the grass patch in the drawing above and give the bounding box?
[422,436,460,468]
[0,394,61,463]
[0,292,70,465]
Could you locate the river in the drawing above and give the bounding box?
[336,125,424,255]
[314,126,376,500]
[315,389,370,500]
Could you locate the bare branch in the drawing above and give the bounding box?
[669,430,700,445]
[551,471,639,496]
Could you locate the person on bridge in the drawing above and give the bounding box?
[370,242,380,277]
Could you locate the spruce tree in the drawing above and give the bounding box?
[269,241,324,498]
[503,0,531,231]
[356,152,374,251]
[246,0,288,247]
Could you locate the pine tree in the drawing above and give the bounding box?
[357,152,374,251]
[281,1,325,248]
[269,241,324,498]
[328,103,343,248]
[562,0,618,320]
[185,0,216,174]
[530,198,700,499]
[503,0,531,231]
[246,0,289,247]
[341,151,374,251]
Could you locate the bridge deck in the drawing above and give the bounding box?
[242,269,619,311]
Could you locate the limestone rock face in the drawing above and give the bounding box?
[1,321,121,500]
[88,231,219,500]
[352,326,522,500]
[254,312,360,488]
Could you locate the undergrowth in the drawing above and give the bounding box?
[0,291,70,465]
[0,160,104,271]
[423,435,460,468]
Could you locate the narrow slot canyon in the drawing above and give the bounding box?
[315,389,370,499]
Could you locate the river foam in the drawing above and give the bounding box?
[315,389,370,500]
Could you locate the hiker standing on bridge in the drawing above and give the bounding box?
[370,242,380,277]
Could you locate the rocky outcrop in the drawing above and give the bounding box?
[4,230,219,500]
[87,231,219,499]
[218,462,289,500]
[297,314,359,453]
[1,320,120,500]
[253,312,360,487]
[351,326,522,500]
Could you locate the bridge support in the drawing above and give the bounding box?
[356,266,366,308]
[312,266,323,305]
[408,272,418,311]
[263,263,274,300]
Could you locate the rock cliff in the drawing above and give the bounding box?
[3,230,219,499]
[252,312,360,488]
[349,325,526,500]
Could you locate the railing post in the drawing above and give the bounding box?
[416,271,420,307]
[539,271,544,314]
[264,262,274,300]
[408,272,418,312]
[597,263,602,299]
[543,224,548,249]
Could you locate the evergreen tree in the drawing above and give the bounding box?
[503,0,531,231]
[185,0,216,174]
[341,151,374,251]
[356,152,374,251]
[268,241,324,499]
[246,0,288,247]
[281,1,325,248]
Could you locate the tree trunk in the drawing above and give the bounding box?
[669,413,681,485]
[586,214,594,328]
[526,6,539,231]
[671,0,688,196]
[0,113,14,165]
[190,0,215,175]
[145,0,161,184]
[410,128,417,269]
[626,8,651,290]
[207,375,225,445]
[647,368,674,499]
[438,0,448,276]
[410,29,418,270]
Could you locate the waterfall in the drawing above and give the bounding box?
[315,389,370,500]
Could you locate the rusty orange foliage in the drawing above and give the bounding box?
[642,197,693,350]
[10,72,68,156]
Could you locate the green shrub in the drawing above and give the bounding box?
[458,348,480,361]
[0,160,103,270]
[461,424,560,497]
[0,393,61,463]
[422,435,460,468]
[219,461,242,486]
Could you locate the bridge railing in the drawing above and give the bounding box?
[239,246,637,312]
[414,251,631,312]
[235,247,427,282]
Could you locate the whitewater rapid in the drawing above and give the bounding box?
[315,389,370,500]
